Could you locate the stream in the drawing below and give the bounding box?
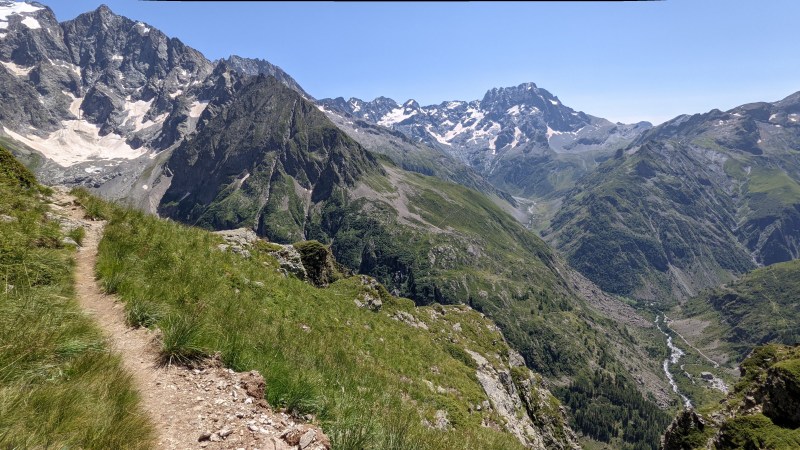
[655,314,693,409]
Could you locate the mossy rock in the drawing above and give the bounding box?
[763,358,800,426]
[292,240,341,287]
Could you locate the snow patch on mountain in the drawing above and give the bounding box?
[3,121,146,167]
[63,91,82,117]
[0,1,42,31]
[50,59,82,77]
[19,15,38,29]
[546,126,561,140]
[378,107,417,127]
[426,125,450,145]
[510,127,522,148]
[135,22,150,35]
[189,100,209,118]
[0,60,32,76]
[124,99,152,129]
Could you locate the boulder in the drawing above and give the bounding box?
[265,244,307,280]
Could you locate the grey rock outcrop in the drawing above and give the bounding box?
[212,228,307,280]
[267,245,307,281]
[466,349,580,450]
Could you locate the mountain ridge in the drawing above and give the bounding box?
[545,90,800,302]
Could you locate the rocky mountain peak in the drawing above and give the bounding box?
[480,81,556,109]
[159,73,381,236]
[403,98,419,109]
[93,3,113,19]
[319,80,649,181]
[220,54,310,98]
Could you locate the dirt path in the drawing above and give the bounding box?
[49,189,328,450]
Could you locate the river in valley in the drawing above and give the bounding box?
[655,314,693,409]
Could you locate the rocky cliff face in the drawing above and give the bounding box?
[0,3,313,200]
[221,55,310,99]
[0,2,214,197]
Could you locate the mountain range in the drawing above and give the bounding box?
[319,84,652,228]
[2,1,800,449]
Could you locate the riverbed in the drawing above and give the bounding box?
[655,314,692,408]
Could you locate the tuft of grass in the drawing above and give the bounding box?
[67,226,86,246]
[125,298,164,329]
[159,315,206,366]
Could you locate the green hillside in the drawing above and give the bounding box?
[545,142,754,302]
[546,99,800,303]
[86,190,581,449]
[158,74,674,449]
[677,259,800,365]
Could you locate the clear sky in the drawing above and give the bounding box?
[41,1,800,125]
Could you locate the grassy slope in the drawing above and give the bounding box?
[89,193,586,449]
[679,259,800,364]
[309,166,674,449]
[0,147,153,448]
[546,143,754,302]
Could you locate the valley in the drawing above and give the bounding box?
[0,1,799,449]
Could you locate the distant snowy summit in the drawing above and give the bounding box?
[318,83,651,171]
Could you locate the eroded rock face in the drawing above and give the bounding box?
[763,363,800,427]
[240,370,266,402]
[466,349,580,450]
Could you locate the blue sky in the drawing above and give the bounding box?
[42,1,800,124]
